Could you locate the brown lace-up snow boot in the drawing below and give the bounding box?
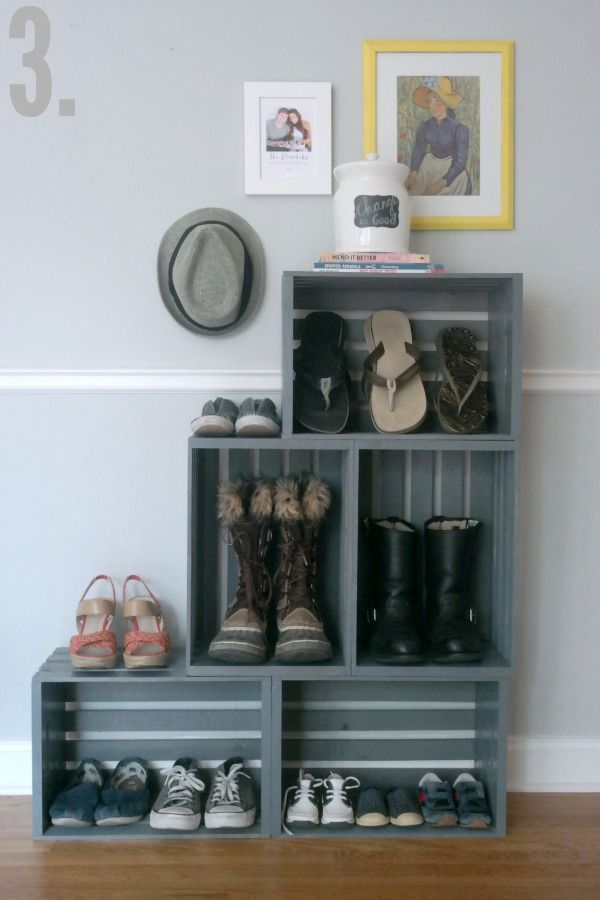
[208,480,273,663]
[273,476,333,663]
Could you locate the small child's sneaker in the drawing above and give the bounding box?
[453,773,492,828]
[387,786,424,827]
[283,770,323,833]
[321,772,360,827]
[191,397,238,436]
[235,398,281,436]
[417,772,457,826]
[355,787,389,827]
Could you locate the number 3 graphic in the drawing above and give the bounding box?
[10,5,52,116]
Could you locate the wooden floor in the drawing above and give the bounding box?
[1,794,599,900]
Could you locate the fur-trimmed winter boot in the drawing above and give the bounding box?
[273,475,333,663]
[208,480,274,663]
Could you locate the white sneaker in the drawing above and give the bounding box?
[321,772,360,827]
[283,770,323,833]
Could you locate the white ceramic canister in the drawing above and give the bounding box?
[333,154,410,252]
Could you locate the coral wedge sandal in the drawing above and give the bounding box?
[69,575,118,669]
[122,575,171,668]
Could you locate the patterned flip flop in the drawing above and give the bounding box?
[436,327,488,434]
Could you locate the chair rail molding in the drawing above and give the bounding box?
[1,368,600,395]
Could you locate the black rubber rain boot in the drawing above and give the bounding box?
[367,517,424,664]
[425,517,483,663]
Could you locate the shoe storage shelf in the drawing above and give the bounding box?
[187,436,354,677]
[187,435,518,678]
[32,652,508,840]
[281,271,522,439]
[32,272,521,841]
[272,678,509,838]
[32,648,271,840]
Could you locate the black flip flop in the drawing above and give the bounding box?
[293,312,349,434]
[436,327,488,434]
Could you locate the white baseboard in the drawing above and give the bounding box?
[0,742,32,795]
[2,737,599,795]
[507,736,600,792]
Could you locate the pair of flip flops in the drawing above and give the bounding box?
[363,312,487,434]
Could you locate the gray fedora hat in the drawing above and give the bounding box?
[157,207,265,335]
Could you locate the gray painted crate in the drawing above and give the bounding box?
[353,439,518,677]
[273,678,508,839]
[187,436,354,677]
[32,272,521,842]
[281,272,522,439]
[32,648,271,839]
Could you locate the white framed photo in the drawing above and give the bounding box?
[244,81,332,195]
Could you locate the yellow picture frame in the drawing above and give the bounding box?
[362,40,514,230]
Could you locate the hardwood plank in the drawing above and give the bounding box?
[1,794,599,900]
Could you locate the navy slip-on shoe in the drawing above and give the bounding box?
[94,757,151,826]
[49,758,104,827]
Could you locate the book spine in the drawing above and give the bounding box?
[313,261,438,271]
[320,251,430,263]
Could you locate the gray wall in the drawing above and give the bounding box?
[2,0,599,786]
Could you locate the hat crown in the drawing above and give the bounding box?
[172,224,245,329]
[157,208,265,335]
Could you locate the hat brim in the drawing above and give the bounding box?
[412,86,462,110]
[157,208,265,335]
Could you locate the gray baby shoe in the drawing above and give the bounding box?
[191,397,239,436]
[235,398,281,436]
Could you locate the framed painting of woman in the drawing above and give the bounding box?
[362,41,514,230]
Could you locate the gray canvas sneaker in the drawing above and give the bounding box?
[150,758,205,831]
[191,397,239,435]
[204,757,257,829]
[235,397,281,436]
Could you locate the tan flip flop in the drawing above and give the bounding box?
[362,310,427,433]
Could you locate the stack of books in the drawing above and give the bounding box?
[313,251,443,274]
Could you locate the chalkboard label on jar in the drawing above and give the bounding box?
[354,194,399,228]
